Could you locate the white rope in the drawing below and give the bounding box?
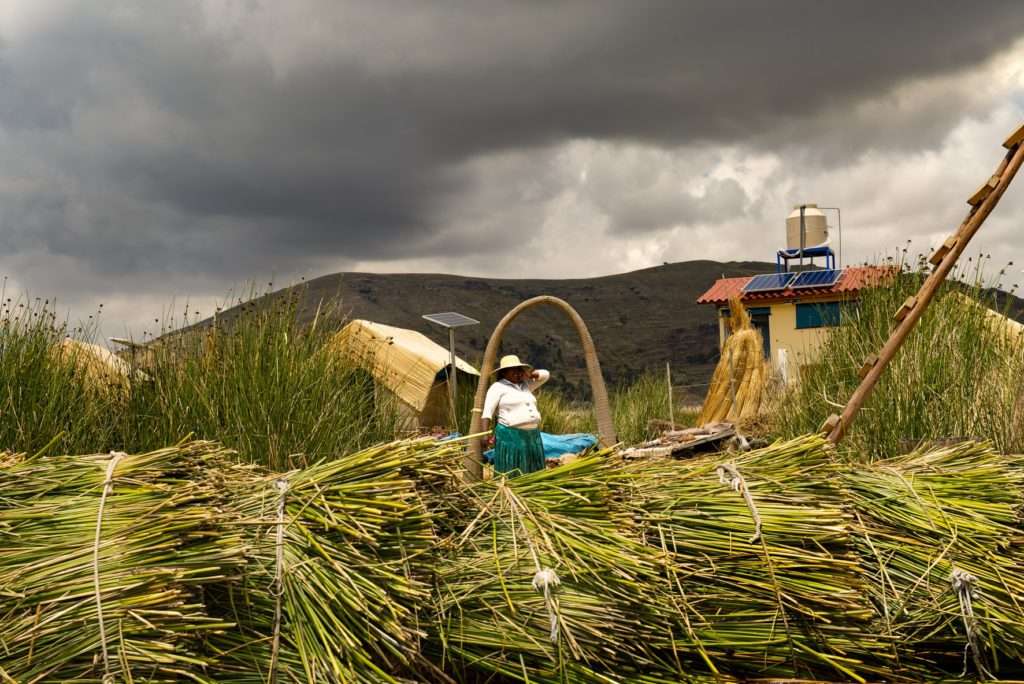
[268,477,289,684]
[716,462,762,544]
[532,567,561,643]
[93,451,125,684]
[499,482,562,643]
[951,567,992,679]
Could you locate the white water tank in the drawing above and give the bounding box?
[786,204,828,250]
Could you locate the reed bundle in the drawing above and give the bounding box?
[844,441,1024,678]
[698,298,769,425]
[619,434,893,682]
[204,439,443,683]
[0,441,242,683]
[433,455,688,683]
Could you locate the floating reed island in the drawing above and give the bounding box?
[1,435,1023,682]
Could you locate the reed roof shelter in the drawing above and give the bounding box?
[329,319,480,431]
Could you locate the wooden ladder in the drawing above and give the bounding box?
[823,122,1024,445]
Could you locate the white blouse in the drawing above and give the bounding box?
[482,370,550,428]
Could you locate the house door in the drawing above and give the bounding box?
[749,308,771,359]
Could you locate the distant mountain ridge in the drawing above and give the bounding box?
[208,260,777,400]
[196,260,1024,401]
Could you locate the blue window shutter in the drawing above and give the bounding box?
[796,302,840,329]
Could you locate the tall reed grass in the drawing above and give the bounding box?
[124,291,401,469]
[2,281,706,463]
[774,261,1024,456]
[0,293,122,454]
[0,288,399,468]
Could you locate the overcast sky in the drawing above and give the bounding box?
[2,1,1024,340]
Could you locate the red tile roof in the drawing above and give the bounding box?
[696,266,893,306]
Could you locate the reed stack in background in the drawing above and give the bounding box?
[698,297,769,425]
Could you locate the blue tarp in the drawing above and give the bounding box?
[483,432,598,463]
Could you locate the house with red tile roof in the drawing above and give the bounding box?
[696,265,892,379]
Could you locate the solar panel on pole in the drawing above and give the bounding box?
[422,312,479,430]
[422,312,479,328]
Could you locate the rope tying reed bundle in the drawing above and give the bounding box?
[93,451,125,684]
[951,567,991,679]
[269,477,289,684]
[716,462,762,544]
[498,480,562,644]
[532,567,561,643]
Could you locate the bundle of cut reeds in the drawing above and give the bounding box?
[843,441,1024,678]
[0,441,242,683]
[432,455,690,683]
[698,298,769,425]
[619,434,894,682]
[204,439,442,683]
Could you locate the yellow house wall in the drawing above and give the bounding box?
[765,301,833,370]
[715,297,846,375]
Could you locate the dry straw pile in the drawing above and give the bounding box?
[698,297,770,425]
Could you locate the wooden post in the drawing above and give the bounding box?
[666,361,674,431]
[827,133,1024,445]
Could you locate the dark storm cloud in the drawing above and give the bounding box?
[0,0,1022,286]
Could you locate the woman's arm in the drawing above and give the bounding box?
[527,369,550,391]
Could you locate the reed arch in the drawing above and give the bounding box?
[466,295,616,480]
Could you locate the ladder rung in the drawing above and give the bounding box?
[996,148,1014,176]
[1004,122,1024,149]
[967,174,1000,206]
[858,354,879,379]
[894,296,917,322]
[820,414,841,435]
[929,235,958,265]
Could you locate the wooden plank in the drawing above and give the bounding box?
[1004,122,1024,149]
[967,174,1000,206]
[819,414,841,435]
[858,354,879,380]
[929,235,958,266]
[893,296,917,322]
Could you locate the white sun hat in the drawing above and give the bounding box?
[492,354,533,375]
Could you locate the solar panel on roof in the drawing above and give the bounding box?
[790,269,844,289]
[422,312,480,328]
[742,272,797,293]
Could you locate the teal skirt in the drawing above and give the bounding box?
[493,423,545,476]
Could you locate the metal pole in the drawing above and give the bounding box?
[666,361,674,431]
[819,207,842,268]
[836,207,842,268]
[448,328,457,428]
[799,205,806,271]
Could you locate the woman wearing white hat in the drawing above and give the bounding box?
[481,354,550,475]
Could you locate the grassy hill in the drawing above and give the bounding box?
[204,260,777,400]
